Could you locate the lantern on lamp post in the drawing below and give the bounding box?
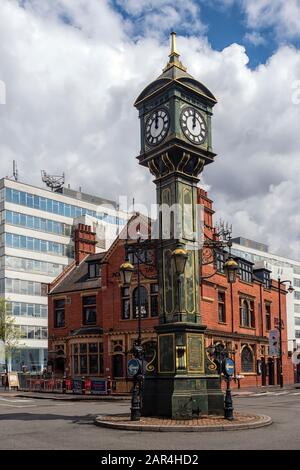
[172,246,188,312]
[224,257,239,284]
[172,246,188,276]
[119,261,134,286]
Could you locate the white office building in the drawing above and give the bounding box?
[0,177,129,372]
[232,237,300,353]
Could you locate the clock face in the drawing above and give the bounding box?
[180,106,207,145]
[145,108,170,146]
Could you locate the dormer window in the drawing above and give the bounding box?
[216,251,225,273]
[262,271,271,289]
[88,263,100,279]
[239,260,253,283]
[253,268,271,289]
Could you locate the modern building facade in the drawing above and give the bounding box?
[0,177,129,372]
[48,191,294,389]
[232,237,300,354]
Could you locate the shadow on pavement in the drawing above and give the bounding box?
[0,413,97,425]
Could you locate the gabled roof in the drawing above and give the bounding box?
[49,213,152,296]
[102,212,153,263]
[50,252,106,295]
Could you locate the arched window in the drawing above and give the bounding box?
[133,286,148,318]
[241,346,255,373]
[240,299,255,328]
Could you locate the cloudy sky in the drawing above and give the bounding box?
[0,0,300,259]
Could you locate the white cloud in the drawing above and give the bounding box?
[241,0,300,41]
[114,0,207,38]
[0,0,300,259]
[244,31,266,46]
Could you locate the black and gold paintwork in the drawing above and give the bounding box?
[134,33,223,419]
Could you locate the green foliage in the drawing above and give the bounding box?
[0,297,22,366]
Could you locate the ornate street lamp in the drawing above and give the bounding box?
[288,285,295,294]
[224,257,239,284]
[120,239,157,421]
[119,261,134,286]
[206,342,236,420]
[171,246,188,276]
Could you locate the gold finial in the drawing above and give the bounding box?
[170,31,179,56]
[163,31,187,73]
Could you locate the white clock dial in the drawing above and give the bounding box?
[180,106,207,145]
[145,108,170,146]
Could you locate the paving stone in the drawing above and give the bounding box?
[95,412,272,432]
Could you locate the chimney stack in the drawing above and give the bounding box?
[74,223,97,265]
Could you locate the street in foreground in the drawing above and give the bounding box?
[0,393,300,450]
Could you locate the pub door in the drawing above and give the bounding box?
[268,358,275,385]
[54,357,65,376]
[261,359,267,386]
[112,354,124,378]
[297,364,300,383]
[276,358,281,385]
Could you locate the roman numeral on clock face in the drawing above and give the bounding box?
[180,106,207,145]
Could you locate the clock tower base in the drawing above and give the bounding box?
[142,323,224,419]
[142,375,224,419]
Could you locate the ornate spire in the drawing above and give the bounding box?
[163,32,187,73]
[170,31,178,56]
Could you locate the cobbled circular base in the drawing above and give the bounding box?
[94,412,272,432]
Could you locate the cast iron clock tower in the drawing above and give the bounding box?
[134,33,223,418]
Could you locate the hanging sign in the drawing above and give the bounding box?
[269,330,279,356]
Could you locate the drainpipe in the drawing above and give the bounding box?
[259,283,264,338]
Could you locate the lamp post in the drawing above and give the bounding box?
[120,255,142,421]
[277,277,294,388]
[206,342,236,420]
[205,254,238,421]
[120,238,156,421]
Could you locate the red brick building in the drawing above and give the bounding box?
[48,191,294,388]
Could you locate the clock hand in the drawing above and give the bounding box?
[192,110,196,128]
[155,112,159,129]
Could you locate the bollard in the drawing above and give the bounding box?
[62,375,66,394]
[66,377,72,392]
[81,376,85,395]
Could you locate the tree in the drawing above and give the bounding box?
[0,297,22,371]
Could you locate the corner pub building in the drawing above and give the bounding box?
[48,189,294,390]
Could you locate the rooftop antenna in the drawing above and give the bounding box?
[12,160,18,181]
[41,170,65,192]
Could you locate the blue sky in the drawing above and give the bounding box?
[200,2,270,67]
[111,0,300,68]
